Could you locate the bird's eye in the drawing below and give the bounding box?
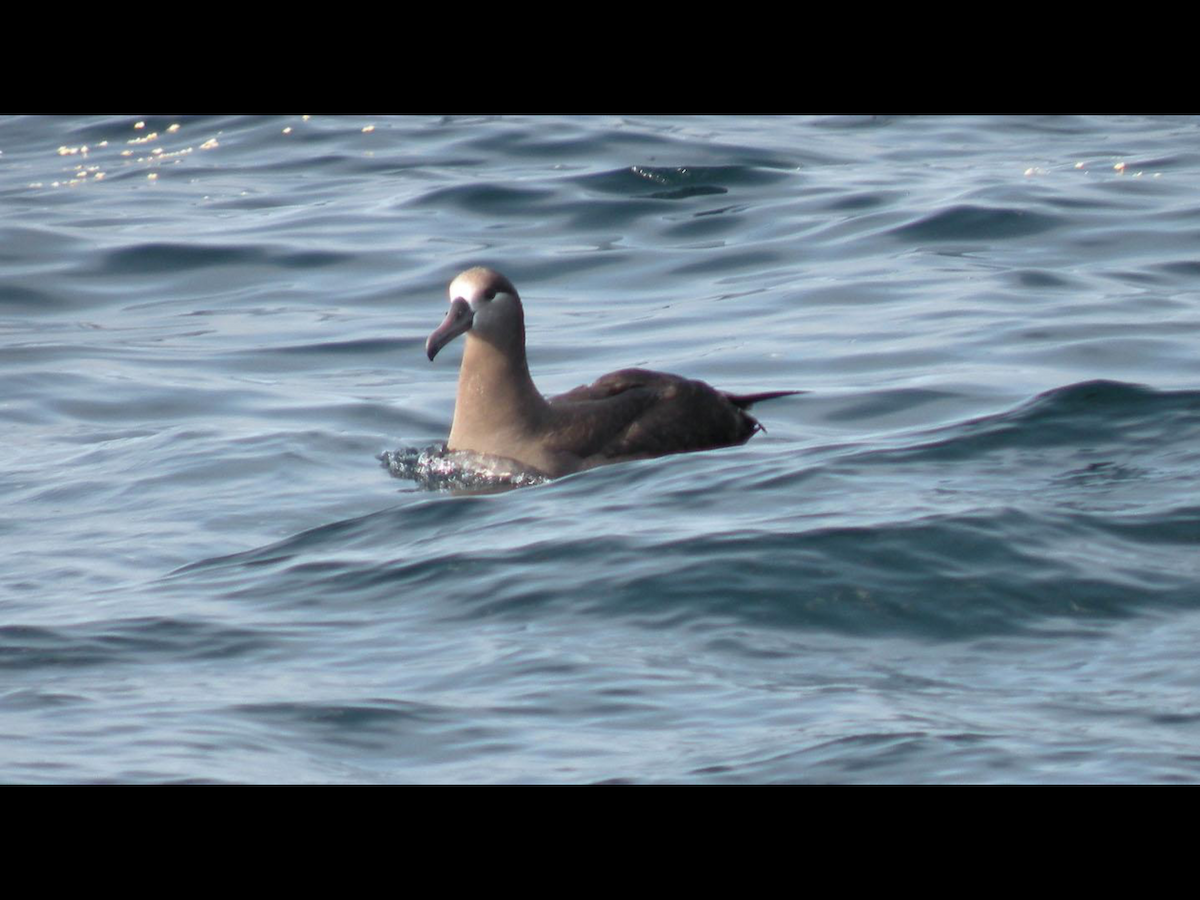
[484,289,496,301]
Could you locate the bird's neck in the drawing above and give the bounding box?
[448,332,548,447]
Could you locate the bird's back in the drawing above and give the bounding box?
[545,368,776,469]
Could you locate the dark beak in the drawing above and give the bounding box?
[425,296,474,361]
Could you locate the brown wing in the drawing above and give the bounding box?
[546,368,761,464]
[550,368,662,403]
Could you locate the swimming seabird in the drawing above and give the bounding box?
[425,267,797,478]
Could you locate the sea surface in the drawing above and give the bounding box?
[3,115,1200,783]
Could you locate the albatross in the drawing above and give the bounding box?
[425,267,797,478]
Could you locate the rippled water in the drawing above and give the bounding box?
[4,115,1200,782]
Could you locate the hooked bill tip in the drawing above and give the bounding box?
[425,296,474,361]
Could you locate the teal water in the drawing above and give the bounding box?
[3,115,1200,782]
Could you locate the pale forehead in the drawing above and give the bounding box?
[448,267,516,300]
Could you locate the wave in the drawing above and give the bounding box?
[171,381,1200,641]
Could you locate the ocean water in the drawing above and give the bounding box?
[4,114,1200,783]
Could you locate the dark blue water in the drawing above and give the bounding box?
[4,115,1200,782]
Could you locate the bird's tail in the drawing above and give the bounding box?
[724,389,804,409]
